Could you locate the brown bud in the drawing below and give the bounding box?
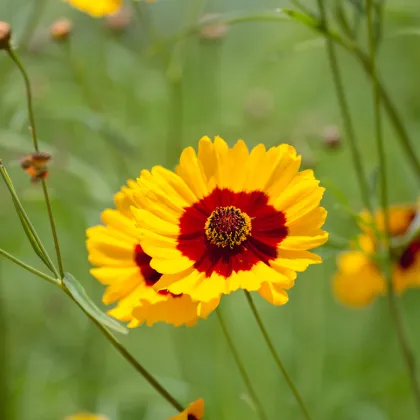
[323,125,341,149]
[50,18,72,42]
[0,21,11,50]
[20,152,51,182]
[105,6,132,33]
[199,14,228,41]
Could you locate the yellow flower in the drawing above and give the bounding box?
[334,204,420,307]
[64,413,108,420]
[66,0,122,17]
[66,0,156,17]
[168,398,204,420]
[131,136,328,305]
[86,179,219,327]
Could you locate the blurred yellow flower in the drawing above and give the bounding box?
[86,179,219,327]
[66,0,122,17]
[131,136,328,305]
[334,204,420,307]
[66,0,156,17]
[64,413,108,420]
[169,398,204,420]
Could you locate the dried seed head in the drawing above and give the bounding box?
[199,13,228,41]
[50,18,72,42]
[20,152,52,182]
[323,125,341,149]
[0,21,11,50]
[105,6,132,32]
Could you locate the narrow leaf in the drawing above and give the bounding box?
[63,273,128,335]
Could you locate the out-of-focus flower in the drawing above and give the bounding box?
[86,180,219,327]
[20,152,51,182]
[0,21,11,50]
[323,125,341,149]
[64,413,109,420]
[199,13,228,41]
[67,0,155,17]
[50,18,73,41]
[104,6,133,32]
[244,88,275,121]
[131,136,328,306]
[168,398,204,420]
[334,205,420,307]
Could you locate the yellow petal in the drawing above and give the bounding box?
[67,0,122,17]
[258,282,289,306]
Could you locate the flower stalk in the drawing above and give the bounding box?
[244,292,312,420]
[216,308,268,420]
[366,0,420,415]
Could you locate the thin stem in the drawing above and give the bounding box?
[6,47,65,278]
[244,292,312,420]
[216,308,268,420]
[316,0,373,213]
[6,48,39,151]
[367,1,420,415]
[63,287,184,413]
[0,262,10,420]
[0,248,60,286]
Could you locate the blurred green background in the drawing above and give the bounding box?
[0,0,419,419]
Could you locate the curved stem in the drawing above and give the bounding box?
[64,286,184,413]
[316,0,373,213]
[367,1,420,415]
[244,292,312,420]
[6,47,65,278]
[216,308,268,420]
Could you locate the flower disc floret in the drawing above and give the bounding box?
[205,206,251,249]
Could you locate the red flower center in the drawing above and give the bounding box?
[134,244,182,297]
[177,187,288,278]
[399,239,420,270]
[205,206,251,249]
[187,415,198,420]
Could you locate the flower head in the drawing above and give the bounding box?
[334,204,420,307]
[0,21,11,50]
[86,180,219,327]
[168,398,204,420]
[64,413,108,420]
[131,136,328,305]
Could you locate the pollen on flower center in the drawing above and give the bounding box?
[205,206,251,249]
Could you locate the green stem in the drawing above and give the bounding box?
[0,248,60,286]
[316,0,373,213]
[216,308,268,420]
[244,292,312,420]
[0,262,10,420]
[63,286,184,413]
[6,47,65,279]
[366,1,420,415]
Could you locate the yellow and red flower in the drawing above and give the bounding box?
[168,399,204,420]
[86,179,219,327]
[334,204,420,307]
[131,136,328,305]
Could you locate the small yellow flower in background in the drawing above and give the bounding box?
[168,398,204,420]
[64,413,109,420]
[66,0,156,17]
[86,179,219,327]
[334,205,420,307]
[131,136,328,305]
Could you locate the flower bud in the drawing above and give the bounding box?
[0,21,11,50]
[50,18,72,42]
[323,125,341,149]
[105,6,132,33]
[199,14,228,41]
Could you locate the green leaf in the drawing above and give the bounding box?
[63,273,128,335]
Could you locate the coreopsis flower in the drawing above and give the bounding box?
[168,398,204,420]
[66,0,155,17]
[334,205,420,307]
[64,413,108,420]
[86,179,219,327]
[131,136,328,305]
